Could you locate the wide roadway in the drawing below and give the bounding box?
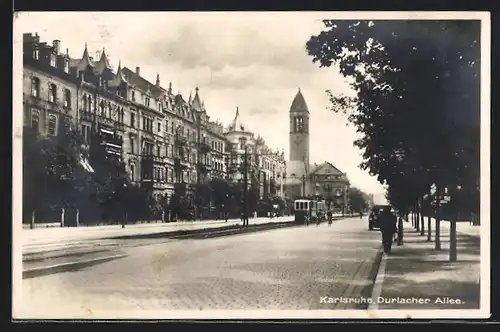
[19,216,383,318]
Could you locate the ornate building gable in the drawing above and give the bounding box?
[310,161,345,177]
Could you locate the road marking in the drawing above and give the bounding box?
[367,247,387,311]
[23,254,127,279]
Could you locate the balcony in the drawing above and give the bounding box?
[79,110,125,131]
[198,141,211,154]
[141,154,165,165]
[175,134,188,146]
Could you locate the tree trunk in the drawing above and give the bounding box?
[415,201,420,232]
[435,184,442,250]
[420,196,425,236]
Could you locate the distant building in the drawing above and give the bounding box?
[224,108,286,198]
[309,162,350,209]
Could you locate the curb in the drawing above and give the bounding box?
[335,254,378,310]
[367,247,388,311]
[172,221,300,240]
[23,254,127,279]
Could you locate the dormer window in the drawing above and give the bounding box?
[145,96,150,107]
[50,53,56,67]
[64,59,69,73]
[33,47,39,60]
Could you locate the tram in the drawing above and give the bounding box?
[294,199,326,224]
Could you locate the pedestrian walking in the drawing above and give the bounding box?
[379,208,397,254]
[327,210,333,226]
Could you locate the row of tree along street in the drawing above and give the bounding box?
[307,20,480,250]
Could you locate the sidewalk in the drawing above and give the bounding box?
[370,217,481,310]
[20,216,296,255]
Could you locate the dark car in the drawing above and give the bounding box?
[369,205,392,230]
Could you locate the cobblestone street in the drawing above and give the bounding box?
[19,217,382,317]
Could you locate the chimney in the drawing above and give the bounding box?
[53,40,61,53]
[156,73,160,86]
[136,66,140,76]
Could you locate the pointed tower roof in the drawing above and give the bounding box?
[290,88,309,113]
[94,48,112,74]
[108,60,128,87]
[77,43,95,72]
[228,107,249,132]
[191,86,204,112]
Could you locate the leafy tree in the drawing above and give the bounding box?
[306,19,480,236]
[210,178,231,212]
[348,187,369,213]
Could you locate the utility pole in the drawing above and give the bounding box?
[243,144,249,227]
[302,174,306,197]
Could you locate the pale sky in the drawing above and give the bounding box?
[15,11,386,196]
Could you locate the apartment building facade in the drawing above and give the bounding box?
[22,33,285,205]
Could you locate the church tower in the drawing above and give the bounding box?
[289,88,310,172]
[285,88,310,198]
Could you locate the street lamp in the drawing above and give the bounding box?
[239,136,250,227]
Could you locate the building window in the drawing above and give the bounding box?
[31,110,40,132]
[50,53,56,67]
[157,122,161,133]
[294,116,304,133]
[145,97,150,107]
[48,114,57,136]
[130,136,135,154]
[64,59,69,73]
[131,90,135,101]
[119,108,124,123]
[82,95,87,110]
[165,120,169,133]
[130,164,135,182]
[87,96,92,112]
[131,113,136,128]
[64,89,71,108]
[157,145,161,157]
[48,83,57,103]
[33,47,39,60]
[31,77,40,98]
[99,100,105,116]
